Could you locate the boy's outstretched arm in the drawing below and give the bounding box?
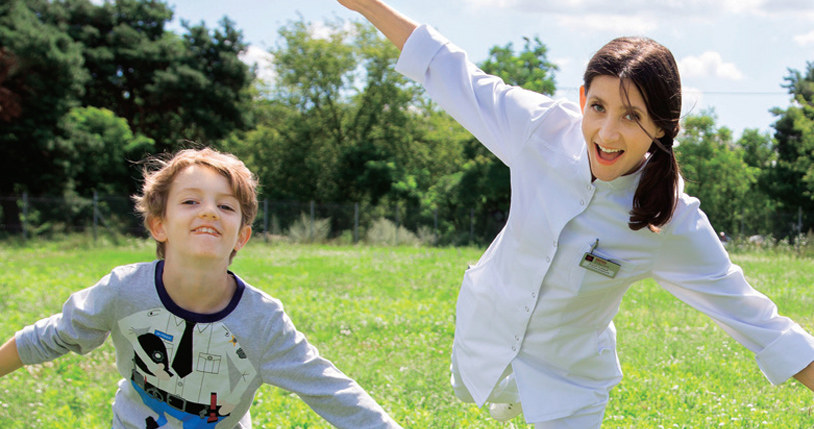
[794,360,814,391]
[337,0,417,50]
[0,337,23,377]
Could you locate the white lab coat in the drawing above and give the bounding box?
[396,24,814,422]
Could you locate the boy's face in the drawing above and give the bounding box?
[148,165,251,265]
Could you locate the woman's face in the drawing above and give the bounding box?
[581,75,664,182]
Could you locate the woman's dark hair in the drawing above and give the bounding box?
[583,37,682,232]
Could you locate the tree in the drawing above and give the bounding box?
[58,106,154,196]
[0,0,87,230]
[240,20,433,206]
[45,0,253,151]
[768,62,814,236]
[480,36,558,95]
[736,128,777,235]
[676,112,758,236]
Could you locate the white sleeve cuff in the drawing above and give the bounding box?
[755,323,814,384]
[395,24,448,84]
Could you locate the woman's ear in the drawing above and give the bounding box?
[579,85,587,111]
[656,128,666,139]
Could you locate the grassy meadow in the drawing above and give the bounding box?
[0,237,812,428]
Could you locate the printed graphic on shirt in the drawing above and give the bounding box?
[119,309,257,429]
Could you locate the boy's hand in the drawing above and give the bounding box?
[794,360,814,392]
[0,337,23,377]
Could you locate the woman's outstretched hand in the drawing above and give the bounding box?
[334,0,416,50]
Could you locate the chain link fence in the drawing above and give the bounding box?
[0,193,503,246]
[1,193,808,248]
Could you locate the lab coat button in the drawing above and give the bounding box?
[515,335,520,341]
[546,256,551,263]
[553,240,558,247]
[524,306,530,312]
[579,199,585,206]
[512,345,517,351]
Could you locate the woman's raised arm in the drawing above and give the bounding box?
[337,0,418,50]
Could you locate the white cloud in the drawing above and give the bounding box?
[463,0,813,18]
[239,45,276,83]
[679,52,744,81]
[794,30,814,46]
[310,20,356,40]
[552,57,573,69]
[556,13,657,34]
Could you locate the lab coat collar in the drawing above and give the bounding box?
[592,154,648,193]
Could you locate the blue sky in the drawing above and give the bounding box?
[163,0,814,138]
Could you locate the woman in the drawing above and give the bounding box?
[337,1,814,427]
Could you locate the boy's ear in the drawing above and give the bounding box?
[234,225,252,252]
[147,216,168,243]
[579,85,587,111]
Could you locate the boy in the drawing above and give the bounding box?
[0,148,402,429]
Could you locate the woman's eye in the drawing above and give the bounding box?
[624,112,640,121]
[591,103,605,113]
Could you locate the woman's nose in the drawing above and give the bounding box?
[598,118,621,143]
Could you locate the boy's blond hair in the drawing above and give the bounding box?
[133,148,259,261]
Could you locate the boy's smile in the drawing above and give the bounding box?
[149,165,251,265]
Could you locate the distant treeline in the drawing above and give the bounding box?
[1,0,813,242]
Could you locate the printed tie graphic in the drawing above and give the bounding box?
[172,320,196,378]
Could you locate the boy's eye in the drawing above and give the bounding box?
[182,200,197,205]
[219,204,236,211]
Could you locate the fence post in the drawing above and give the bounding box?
[470,207,475,244]
[395,204,400,246]
[310,200,315,242]
[263,199,269,243]
[434,208,438,245]
[353,202,359,244]
[22,192,28,241]
[93,190,98,242]
[798,206,803,237]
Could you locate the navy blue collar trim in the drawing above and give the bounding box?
[154,260,245,323]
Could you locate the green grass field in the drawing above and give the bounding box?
[0,238,812,428]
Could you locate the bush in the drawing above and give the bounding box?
[286,213,331,243]
[365,217,422,246]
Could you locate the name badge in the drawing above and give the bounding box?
[579,239,621,278]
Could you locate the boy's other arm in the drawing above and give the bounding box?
[337,0,417,50]
[0,337,23,377]
[794,360,814,392]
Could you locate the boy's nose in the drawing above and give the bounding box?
[199,201,219,219]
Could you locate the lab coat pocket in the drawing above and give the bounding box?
[590,326,623,381]
[456,263,499,337]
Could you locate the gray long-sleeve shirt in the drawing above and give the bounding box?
[16,260,401,429]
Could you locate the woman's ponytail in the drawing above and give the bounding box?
[629,136,680,232]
